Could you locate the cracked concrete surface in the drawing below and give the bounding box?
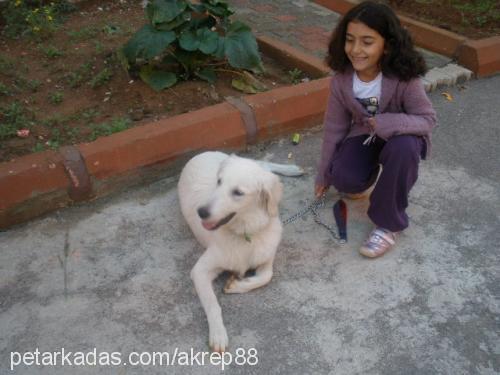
[1,76,499,374]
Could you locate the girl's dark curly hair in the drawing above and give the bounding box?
[326,1,427,80]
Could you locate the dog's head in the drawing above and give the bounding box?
[197,155,283,234]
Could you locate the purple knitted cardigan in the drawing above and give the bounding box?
[316,68,437,186]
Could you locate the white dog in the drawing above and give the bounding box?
[178,151,302,352]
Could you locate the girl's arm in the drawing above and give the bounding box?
[371,78,436,140]
[316,76,352,186]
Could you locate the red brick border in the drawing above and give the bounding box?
[0,36,331,229]
[243,78,330,141]
[313,0,500,77]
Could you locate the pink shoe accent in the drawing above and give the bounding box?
[359,228,396,258]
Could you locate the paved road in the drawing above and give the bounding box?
[1,67,499,374]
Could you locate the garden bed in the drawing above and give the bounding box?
[0,0,307,163]
[385,0,499,40]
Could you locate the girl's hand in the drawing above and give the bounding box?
[367,117,377,131]
[315,184,328,198]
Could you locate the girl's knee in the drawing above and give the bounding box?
[331,168,370,193]
[382,135,422,164]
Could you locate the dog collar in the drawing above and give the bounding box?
[244,232,251,243]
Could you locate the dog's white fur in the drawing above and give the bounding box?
[178,151,301,352]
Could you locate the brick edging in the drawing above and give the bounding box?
[0,36,331,229]
[313,0,500,77]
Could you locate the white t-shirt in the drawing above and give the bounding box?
[353,71,382,101]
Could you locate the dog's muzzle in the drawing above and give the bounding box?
[201,212,236,231]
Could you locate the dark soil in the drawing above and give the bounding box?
[386,0,500,39]
[0,0,303,162]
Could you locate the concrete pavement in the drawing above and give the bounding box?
[1,70,499,374]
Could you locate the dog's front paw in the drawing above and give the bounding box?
[223,275,248,294]
[209,324,228,353]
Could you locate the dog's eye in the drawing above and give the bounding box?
[232,189,244,197]
[217,178,221,186]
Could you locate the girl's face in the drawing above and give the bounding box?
[344,21,385,81]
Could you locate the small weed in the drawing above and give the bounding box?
[94,41,105,54]
[288,68,304,84]
[39,45,64,59]
[67,126,81,143]
[32,142,45,153]
[0,82,11,96]
[102,24,121,36]
[0,102,32,140]
[49,91,64,104]
[65,62,93,88]
[45,139,60,150]
[67,26,99,41]
[82,108,100,122]
[27,79,42,93]
[0,54,15,72]
[89,68,113,88]
[90,117,131,141]
[42,115,63,128]
[46,128,62,149]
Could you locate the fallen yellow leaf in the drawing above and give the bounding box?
[441,92,453,101]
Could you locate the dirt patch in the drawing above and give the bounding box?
[0,0,307,163]
[386,0,500,39]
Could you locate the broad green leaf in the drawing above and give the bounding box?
[173,49,208,76]
[201,0,233,18]
[186,3,206,13]
[146,0,187,26]
[179,30,199,51]
[139,65,177,91]
[213,36,225,59]
[123,25,175,62]
[231,71,266,94]
[189,15,217,31]
[240,71,267,91]
[179,28,219,54]
[195,68,216,83]
[224,21,263,72]
[198,29,219,54]
[155,12,191,31]
[231,78,258,94]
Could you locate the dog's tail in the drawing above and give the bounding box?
[256,161,304,177]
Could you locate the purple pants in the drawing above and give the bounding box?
[330,135,423,232]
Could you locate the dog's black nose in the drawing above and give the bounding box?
[197,206,210,219]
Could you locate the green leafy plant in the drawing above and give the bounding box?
[27,79,42,92]
[121,0,263,91]
[49,91,64,104]
[288,68,304,84]
[0,82,11,96]
[89,68,113,88]
[39,45,64,58]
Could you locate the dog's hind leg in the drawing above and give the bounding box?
[191,252,228,352]
[223,261,273,294]
[256,161,304,177]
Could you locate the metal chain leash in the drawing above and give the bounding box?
[282,195,342,242]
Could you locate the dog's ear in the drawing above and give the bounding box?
[260,172,283,217]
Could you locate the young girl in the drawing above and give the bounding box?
[315,1,436,258]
